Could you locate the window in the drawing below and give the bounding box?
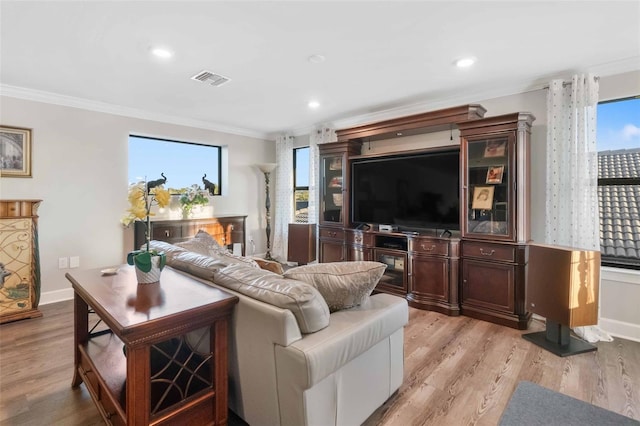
[294,147,310,223]
[597,97,640,269]
[128,135,221,195]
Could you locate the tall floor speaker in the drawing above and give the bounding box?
[523,243,601,356]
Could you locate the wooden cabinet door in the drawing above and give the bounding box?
[461,258,515,313]
[409,254,448,301]
[319,240,344,263]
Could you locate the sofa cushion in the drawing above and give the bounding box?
[146,240,188,261]
[215,264,330,333]
[169,251,228,281]
[284,261,387,312]
[176,238,261,269]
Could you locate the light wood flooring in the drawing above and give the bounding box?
[1,301,639,425]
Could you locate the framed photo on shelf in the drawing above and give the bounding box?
[329,157,342,170]
[486,165,504,184]
[0,126,32,177]
[484,139,506,158]
[471,186,494,210]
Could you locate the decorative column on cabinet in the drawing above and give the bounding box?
[0,200,43,323]
[458,113,535,329]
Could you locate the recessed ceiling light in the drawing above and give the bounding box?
[308,100,320,109]
[151,47,173,59]
[455,57,476,68]
[308,54,326,64]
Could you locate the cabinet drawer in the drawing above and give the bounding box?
[319,228,345,240]
[346,231,374,246]
[151,224,182,240]
[462,241,515,262]
[409,239,448,256]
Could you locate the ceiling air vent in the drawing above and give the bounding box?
[190,70,231,87]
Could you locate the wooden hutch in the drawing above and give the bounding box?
[318,105,535,329]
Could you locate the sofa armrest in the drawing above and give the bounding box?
[275,293,408,389]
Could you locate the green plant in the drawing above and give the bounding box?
[179,184,209,216]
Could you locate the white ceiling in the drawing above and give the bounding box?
[1,1,638,140]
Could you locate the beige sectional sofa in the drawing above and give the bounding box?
[148,237,409,426]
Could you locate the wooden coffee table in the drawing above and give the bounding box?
[66,266,238,425]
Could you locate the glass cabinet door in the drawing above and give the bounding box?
[320,153,345,224]
[463,135,513,240]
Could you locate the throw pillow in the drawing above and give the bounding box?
[283,261,387,312]
[193,229,227,252]
[252,257,285,275]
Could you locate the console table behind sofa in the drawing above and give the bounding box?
[134,216,247,256]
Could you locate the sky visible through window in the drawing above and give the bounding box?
[295,147,310,187]
[597,97,640,151]
[128,136,220,191]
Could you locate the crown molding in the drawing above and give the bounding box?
[293,56,640,137]
[0,84,269,141]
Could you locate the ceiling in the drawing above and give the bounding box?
[1,1,638,140]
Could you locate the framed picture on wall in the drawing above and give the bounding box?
[471,186,494,210]
[486,165,504,184]
[0,126,32,177]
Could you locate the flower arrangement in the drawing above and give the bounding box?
[179,184,210,217]
[121,180,171,274]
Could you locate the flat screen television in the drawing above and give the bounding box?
[351,149,460,231]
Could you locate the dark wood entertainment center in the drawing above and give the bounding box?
[318,105,535,329]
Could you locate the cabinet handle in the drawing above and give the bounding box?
[480,248,495,256]
[329,232,336,237]
[421,244,436,251]
[164,230,170,237]
[355,236,363,243]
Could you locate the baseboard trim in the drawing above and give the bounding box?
[40,288,74,305]
[599,318,640,343]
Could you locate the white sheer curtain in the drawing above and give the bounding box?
[308,126,337,225]
[545,74,600,249]
[545,73,610,342]
[272,135,294,261]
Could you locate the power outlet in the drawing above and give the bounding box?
[69,256,80,269]
[58,257,68,269]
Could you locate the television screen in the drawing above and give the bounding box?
[351,150,460,231]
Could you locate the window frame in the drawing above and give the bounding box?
[597,96,640,270]
[128,135,222,195]
[293,146,310,223]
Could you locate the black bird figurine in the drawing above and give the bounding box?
[146,173,167,193]
[202,174,216,195]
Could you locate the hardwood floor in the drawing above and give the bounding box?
[1,301,638,425]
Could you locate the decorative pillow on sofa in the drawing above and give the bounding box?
[214,263,330,333]
[283,261,387,312]
[252,257,285,275]
[193,229,226,251]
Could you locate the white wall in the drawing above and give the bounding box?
[0,96,275,303]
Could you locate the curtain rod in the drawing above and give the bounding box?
[543,75,599,89]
